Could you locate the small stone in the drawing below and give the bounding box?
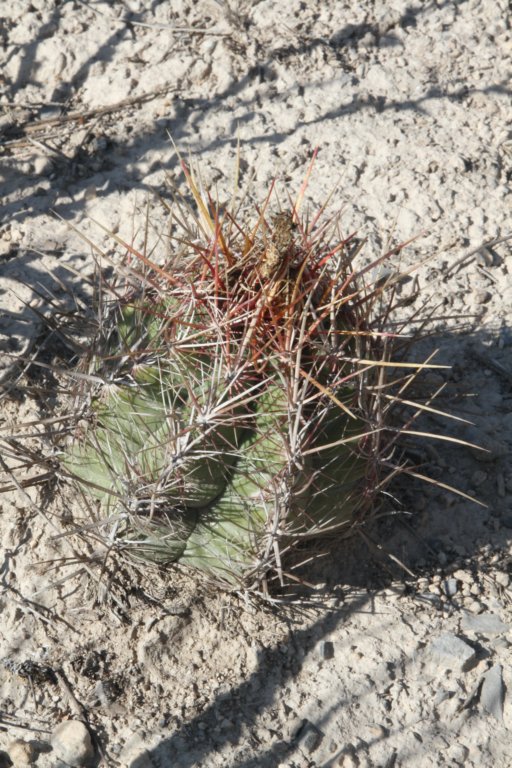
[373,661,393,684]
[51,720,94,767]
[461,613,509,635]
[465,599,484,614]
[442,578,459,597]
[453,569,473,585]
[437,695,464,720]
[494,571,510,588]
[491,636,509,651]
[368,724,389,739]
[338,752,358,767]
[298,720,322,754]
[427,633,476,672]
[433,688,452,705]
[448,744,469,763]
[497,474,506,498]
[0,239,15,258]
[8,739,35,766]
[32,156,52,176]
[318,640,334,660]
[474,289,491,304]
[480,664,504,720]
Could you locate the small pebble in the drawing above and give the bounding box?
[448,743,469,763]
[298,720,322,754]
[433,688,452,705]
[481,664,504,720]
[369,724,389,739]
[474,289,491,304]
[8,739,35,766]
[338,753,358,767]
[453,569,473,585]
[491,636,509,651]
[427,633,476,672]
[461,613,509,635]
[465,599,484,614]
[497,474,506,497]
[494,571,510,588]
[51,720,94,767]
[32,156,52,176]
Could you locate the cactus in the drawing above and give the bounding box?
[53,155,445,592]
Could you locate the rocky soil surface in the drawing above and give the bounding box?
[0,1,511,766]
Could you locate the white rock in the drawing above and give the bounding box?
[447,743,469,763]
[494,571,510,588]
[453,569,473,585]
[427,633,476,672]
[339,753,359,767]
[481,664,504,720]
[51,720,94,767]
[461,613,509,635]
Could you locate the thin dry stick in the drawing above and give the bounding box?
[74,0,228,35]
[55,668,88,722]
[0,83,179,148]
[443,233,512,278]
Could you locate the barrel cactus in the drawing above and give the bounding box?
[58,157,424,592]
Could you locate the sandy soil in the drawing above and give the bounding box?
[1,1,511,766]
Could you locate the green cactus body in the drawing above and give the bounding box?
[305,409,372,532]
[182,385,290,579]
[61,185,394,591]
